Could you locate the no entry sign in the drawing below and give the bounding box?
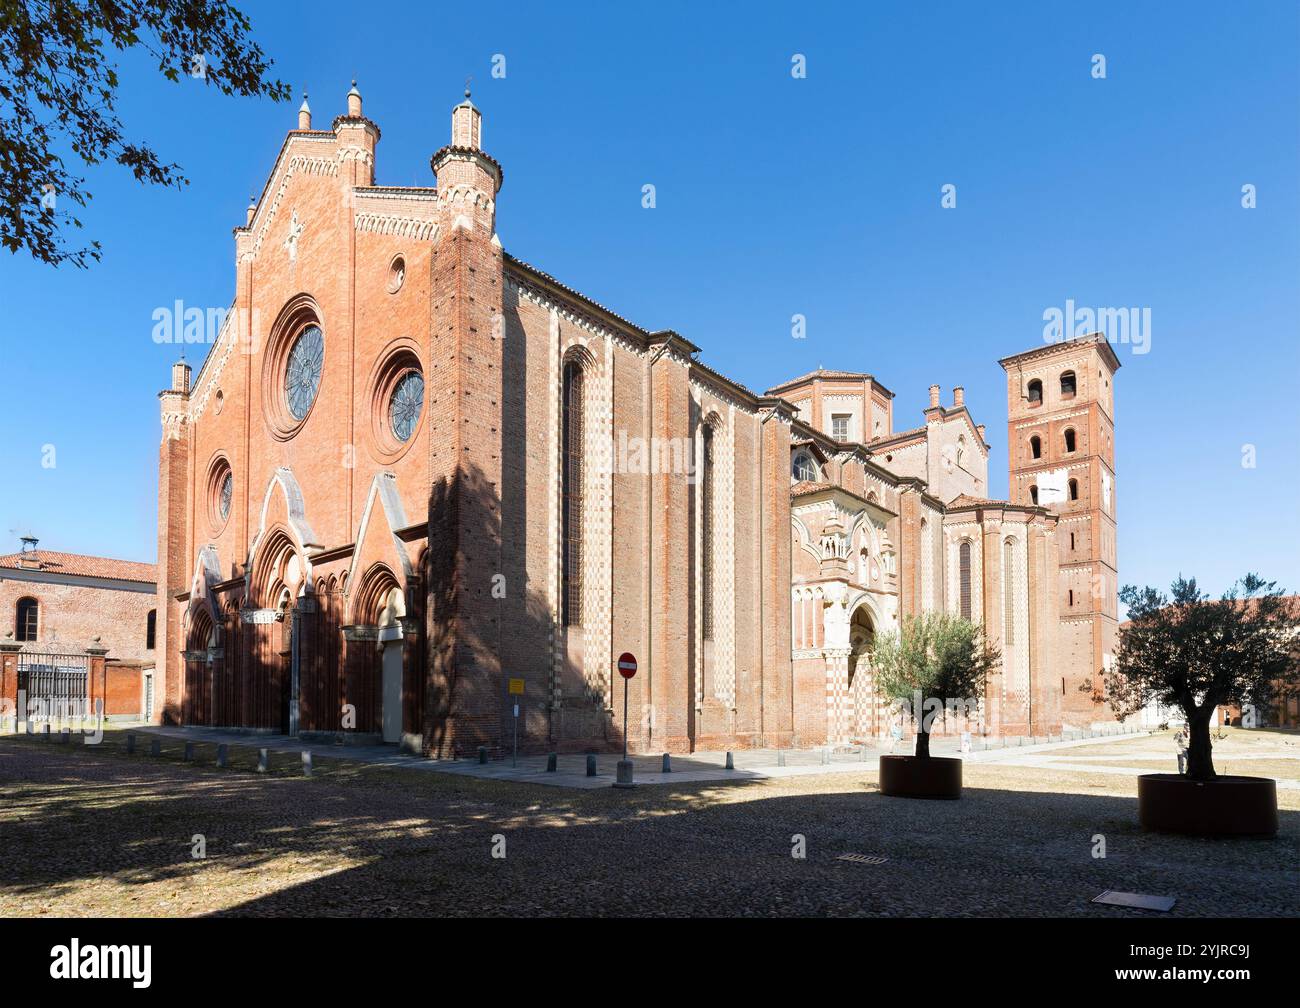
[617,653,637,679]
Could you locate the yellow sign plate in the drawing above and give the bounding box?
[508,678,525,695]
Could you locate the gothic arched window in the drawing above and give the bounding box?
[561,358,585,627]
[1030,435,1042,459]
[958,541,972,621]
[791,450,819,483]
[1003,539,1015,647]
[701,423,715,641]
[15,597,38,642]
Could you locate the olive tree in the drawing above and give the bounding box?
[873,612,1000,758]
[1103,574,1300,780]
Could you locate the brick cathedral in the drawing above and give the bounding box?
[155,86,1119,756]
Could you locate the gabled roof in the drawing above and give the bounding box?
[0,550,156,585]
[766,369,894,398]
[868,425,927,449]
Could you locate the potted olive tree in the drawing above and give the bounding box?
[873,612,1000,799]
[1102,574,1300,836]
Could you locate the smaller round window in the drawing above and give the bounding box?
[387,255,406,294]
[389,369,424,442]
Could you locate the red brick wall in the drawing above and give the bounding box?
[0,578,155,663]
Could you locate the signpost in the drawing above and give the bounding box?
[508,677,524,767]
[614,653,637,788]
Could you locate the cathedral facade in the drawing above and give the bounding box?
[155,87,1119,756]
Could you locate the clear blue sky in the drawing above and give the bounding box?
[1,0,1297,606]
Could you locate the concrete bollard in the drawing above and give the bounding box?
[126,732,136,754]
[477,745,488,765]
[25,719,33,735]
[42,724,50,742]
[821,748,831,765]
[585,754,597,777]
[184,742,195,762]
[777,749,786,767]
[725,751,734,771]
[302,751,312,777]
[149,738,161,757]
[661,752,672,773]
[59,729,70,744]
[546,753,557,772]
[216,743,228,768]
[613,759,635,789]
[257,748,269,773]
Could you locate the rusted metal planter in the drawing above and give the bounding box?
[879,754,962,799]
[1138,774,1277,837]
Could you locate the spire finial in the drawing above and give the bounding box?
[465,75,472,99]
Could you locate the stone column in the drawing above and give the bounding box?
[0,640,20,730]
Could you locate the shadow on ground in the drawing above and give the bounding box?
[1,734,1296,917]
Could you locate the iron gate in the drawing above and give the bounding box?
[19,652,89,719]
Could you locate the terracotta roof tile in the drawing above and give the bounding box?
[0,550,156,584]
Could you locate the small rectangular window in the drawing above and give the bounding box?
[831,414,851,442]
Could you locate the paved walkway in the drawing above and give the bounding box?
[128,723,1154,790]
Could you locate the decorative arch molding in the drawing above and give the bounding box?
[248,527,304,611]
[183,545,224,648]
[350,562,403,628]
[345,472,413,622]
[244,467,321,588]
[185,605,216,655]
[790,515,822,565]
[845,589,887,633]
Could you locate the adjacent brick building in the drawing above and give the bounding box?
[156,86,1118,755]
[0,541,158,722]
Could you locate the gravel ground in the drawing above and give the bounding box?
[1,729,1297,917]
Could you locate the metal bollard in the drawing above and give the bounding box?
[42,724,50,742]
[725,751,734,771]
[777,749,786,767]
[477,745,488,765]
[302,751,313,777]
[184,742,195,762]
[216,743,228,768]
[661,752,672,773]
[257,748,269,773]
[614,759,635,789]
[149,738,161,757]
[585,754,597,777]
[126,732,136,754]
[821,748,830,765]
[546,752,557,772]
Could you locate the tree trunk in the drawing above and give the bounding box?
[915,730,930,758]
[1186,708,1216,781]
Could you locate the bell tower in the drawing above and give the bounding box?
[1000,334,1120,729]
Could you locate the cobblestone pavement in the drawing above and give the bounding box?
[1,729,1296,917]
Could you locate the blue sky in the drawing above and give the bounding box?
[1,0,1297,605]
